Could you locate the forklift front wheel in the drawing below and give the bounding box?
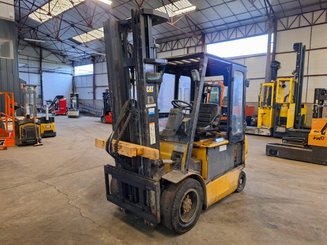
[236,171,246,193]
[161,178,203,234]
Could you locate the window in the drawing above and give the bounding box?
[231,71,244,137]
[207,34,270,58]
[74,64,93,76]
[158,73,175,113]
[0,39,13,59]
[178,76,191,103]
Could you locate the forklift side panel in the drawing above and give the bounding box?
[206,144,234,181]
[206,165,242,207]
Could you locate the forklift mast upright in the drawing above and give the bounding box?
[104,9,168,177]
[293,43,306,129]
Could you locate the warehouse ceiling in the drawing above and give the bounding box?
[15,0,326,62]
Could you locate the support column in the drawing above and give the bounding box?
[92,57,96,100]
[39,47,43,106]
[265,17,275,82]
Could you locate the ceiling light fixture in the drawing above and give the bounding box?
[97,0,112,5]
[156,0,196,17]
[24,38,46,43]
[72,27,104,43]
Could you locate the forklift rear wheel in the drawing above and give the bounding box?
[161,178,203,234]
[236,171,246,193]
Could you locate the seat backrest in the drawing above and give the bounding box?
[197,103,220,128]
[161,108,184,137]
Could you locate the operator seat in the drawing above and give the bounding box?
[196,103,221,138]
[197,103,220,128]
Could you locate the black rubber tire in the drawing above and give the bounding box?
[236,171,246,193]
[161,178,203,234]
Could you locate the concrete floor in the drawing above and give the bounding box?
[0,116,326,245]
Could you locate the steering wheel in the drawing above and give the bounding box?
[171,99,193,111]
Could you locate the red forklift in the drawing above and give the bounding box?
[101,89,112,123]
[49,95,67,116]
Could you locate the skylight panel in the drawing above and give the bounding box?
[72,27,104,43]
[28,0,112,23]
[156,0,196,17]
[28,0,85,23]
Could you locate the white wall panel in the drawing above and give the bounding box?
[275,52,309,77]
[275,53,296,76]
[311,24,327,48]
[96,87,108,100]
[76,88,93,100]
[308,49,327,75]
[95,62,107,74]
[276,27,311,52]
[230,58,245,65]
[246,79,261,102]
[95,74,108,86]
[75,75,92,88]
[43,72,72,102]
[19,72,40,85]
[244,56,266,79]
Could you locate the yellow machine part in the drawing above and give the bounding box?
[308,118,327,147]
[160,141,188,173]
[40,122,56,135]
[160,139,244,208]
[301,104,307,123]
[286,103,295,128]
[18,123,41,140]
[257,82,274,129]
[206,166,241,207]
[244,135,248,161]
[160,139,231,181]
[257,107,273,128]
[275,78,295,104]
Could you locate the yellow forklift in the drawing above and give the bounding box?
[246,43,307,137]
[246,60,280,136]
[97,9,248,233]
[266,88,327,165]
[39,102,56,138]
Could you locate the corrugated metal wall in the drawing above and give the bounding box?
[0,18,21,109]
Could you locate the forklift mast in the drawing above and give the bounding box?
[104,9,168,177]
[102,89,111,115]
[69,93,79,111]
[293,43,306,129]
[23,84,38,119]
[313,88,327,119]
